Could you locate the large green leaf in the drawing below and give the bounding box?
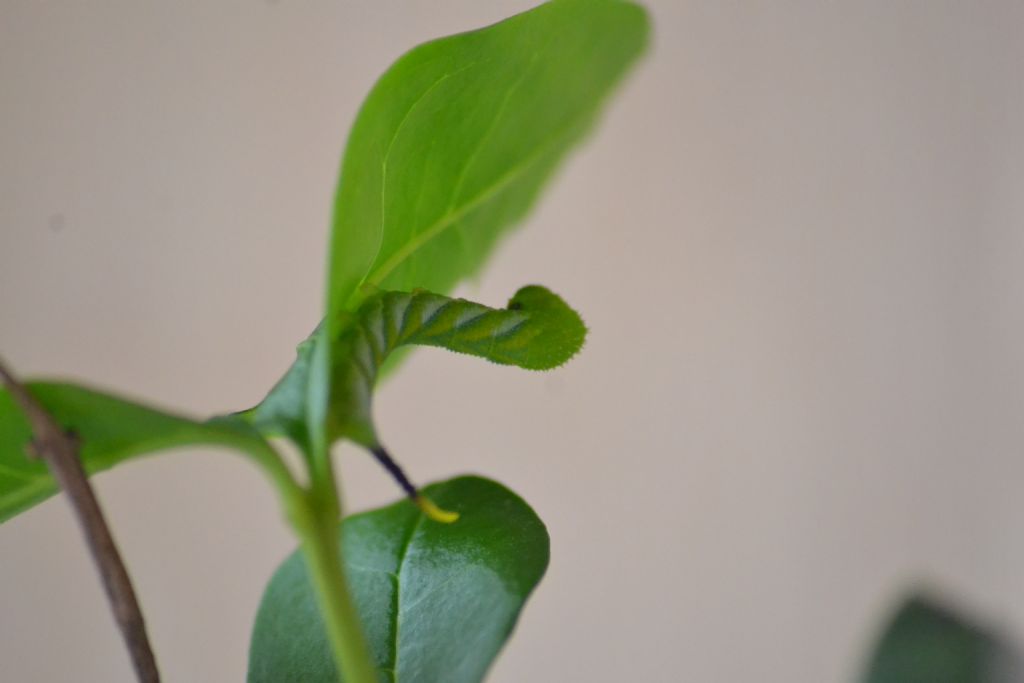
[863,595,1024,683]
[326,0,650,316]
[248,476,549,683]
[0,382,279,523]
[247,0,647,457]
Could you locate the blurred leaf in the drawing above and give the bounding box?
[0,382,275,523]
[248,476,549,683]
[863,595,1024,683]
[326,0,650,316]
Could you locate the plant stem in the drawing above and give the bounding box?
[0,359,161,682]
[288,334,376,682]
[293,499,379,683]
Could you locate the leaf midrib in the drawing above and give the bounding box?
[346,113,583,312]
[388,506,428,683]
[374,61,481,283]
[0,462,43,482]
[345,31,598,312]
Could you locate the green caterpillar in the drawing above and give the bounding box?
[246,285,586,521]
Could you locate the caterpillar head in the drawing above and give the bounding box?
[505,286,587,370]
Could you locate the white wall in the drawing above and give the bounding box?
[2,1,1023,681]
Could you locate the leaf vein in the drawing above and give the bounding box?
[390,508,428,682]
[374,62,479,280]
[0,462,44,482]
[363,114,581,295]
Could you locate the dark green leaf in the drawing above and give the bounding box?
[248,475,549,683]
[863,595,1024,683]
[0,382,278,523]
[326,0,650,316]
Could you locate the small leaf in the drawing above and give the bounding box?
[0,382,277,523]
[863,594,1024,683]
[248,476,549,683]
[326,0,650,316]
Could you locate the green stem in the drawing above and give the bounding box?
[287,438,377,683]
[224,362,376,680]
[294,504,378,683]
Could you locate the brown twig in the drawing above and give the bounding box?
[0,359,160,683]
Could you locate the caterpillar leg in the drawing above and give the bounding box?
[369,446,459,524]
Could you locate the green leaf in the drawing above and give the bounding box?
[257,0,647,458]
[863,595,1024,683]
[326,0,650,316]
[0,382,281,523]
[248,475,549,683]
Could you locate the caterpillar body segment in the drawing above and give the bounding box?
[327,285,586,446]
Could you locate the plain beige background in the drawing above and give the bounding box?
[2,1,1024,681]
